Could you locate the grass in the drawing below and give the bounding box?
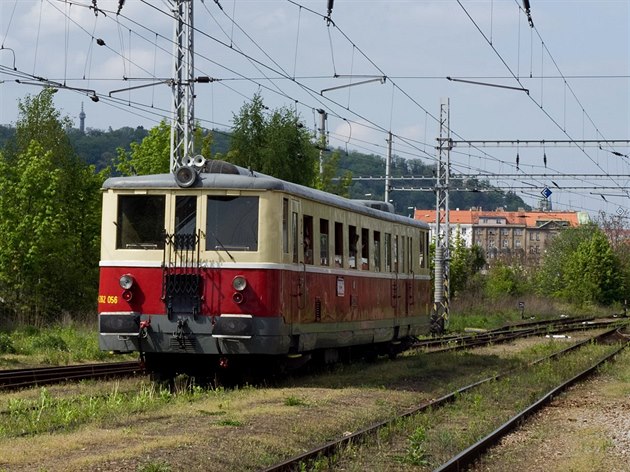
[0,322,130,368]
[0,329,620,471]
[447,294,614,332]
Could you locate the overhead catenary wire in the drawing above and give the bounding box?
[3,1,626,216]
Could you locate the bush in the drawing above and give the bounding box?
[0,332,15,354]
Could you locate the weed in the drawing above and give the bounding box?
[0,333,15,354]
[284,395,307,407]
[402,426,429,466]
[217,419,243,427]
[31,333,68,352]
[137,460,172,472]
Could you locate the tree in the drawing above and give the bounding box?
[484,262,526,299]
[561,229,623,306]
[227,93,318,186]
[536,224,624,306]
[0,89,103,320]
[115,121,171,175]
[449,231,485,296]
[115,121,216,176]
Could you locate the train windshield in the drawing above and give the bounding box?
[116,195,165,249]
[206,196,259,252]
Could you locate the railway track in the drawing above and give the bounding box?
[413,315,621,352]
[0,316,621,392]
[0,361,142,390]
[260,325,629,472]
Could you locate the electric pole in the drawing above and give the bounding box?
[170,0,196,173]
[431,98,452,334]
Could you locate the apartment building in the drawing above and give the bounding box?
[414,207,589,263]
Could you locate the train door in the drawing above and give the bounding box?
[405,236,415,316]
[163,194,202,319]
[290,200,305,323]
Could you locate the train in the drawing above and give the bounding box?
[97,160,432,379]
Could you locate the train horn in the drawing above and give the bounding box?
[193,154,206,168]
[175,165,197,188]
[183,155,195,167]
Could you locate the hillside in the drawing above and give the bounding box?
[0,124,529,214]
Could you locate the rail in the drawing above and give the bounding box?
[0,361,142,390]
[259,326,627,472]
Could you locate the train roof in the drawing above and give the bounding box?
[102,163,429,229]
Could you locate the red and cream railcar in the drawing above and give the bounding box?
[98,162,431,375]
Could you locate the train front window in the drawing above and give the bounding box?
[206,196,259,251]
[116,195,165,250]
[175,196,196,249]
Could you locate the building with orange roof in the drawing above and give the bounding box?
[414,207,589,264]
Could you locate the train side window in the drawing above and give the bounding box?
[361,228,369,270]
[349,225,358,269]
[282,198,289,254]
[334,222,343,267]
[418,233,425,268]
[303,215,313,265]
[374,231,381,272]
[384,233,391,272]
[320,219,329,266]
[393,235,399,272]
[408,237,413,273]
[292,211,299,263]
[206,196,259,251]
[175,196,196,249]
[116,195,165,250]
[400,236,405,273]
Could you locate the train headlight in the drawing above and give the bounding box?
[122,289,133,302]
[232,275,247,291]
[119,274,134,290]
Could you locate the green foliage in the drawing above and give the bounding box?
[137,461,172,472]
[449,232,485,296]
[0,382,178,438]
[338,152,530,214]
[3,324,109,365]
[68,126,149,171]
[0,89,103,320]
[227,93,318,186]
[403,426,429,466]
[536,225,624,306]
[115,120,171,175]
[561,229,624,305]
[284,395,308,406]
[0,332,15,354]
[484,262,527,299]
[314,149,352,196]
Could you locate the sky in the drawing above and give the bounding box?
[0,0,629,218]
